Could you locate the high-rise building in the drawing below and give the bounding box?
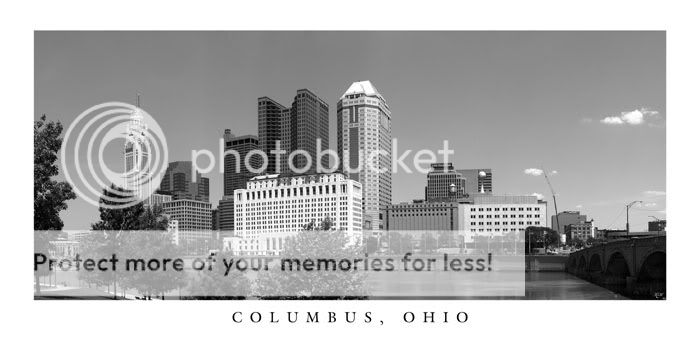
[224,172,363,256]
[258,90,330,175]
[159,161,210,202]
[551,211,587,235]
[223,129,263,196]
[162,199,213,255]
[337,81,392,231]
[212,208,219,231]
[257,97,285,174]
[124,105,150,198]
[425,163,468,201]
[458,169,493,195]
[217,196,236,231]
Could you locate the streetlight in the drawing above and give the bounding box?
[626,200,643,237]
[648,215,662,234]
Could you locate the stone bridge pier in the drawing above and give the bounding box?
[566,235,665,299]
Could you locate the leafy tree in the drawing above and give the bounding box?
[387,232,413,255]
[419,233,438,253]
[570,237,586,249]
[364,235,380,255]
[525,226,560,254]
[120,231,187,299]
[34,115,76,295]
[183,251,251,300]
[81,185,175,299]
[91,184,144,231]
[254,217,367,299]
[34,230,58,295]
[34,115,76,231]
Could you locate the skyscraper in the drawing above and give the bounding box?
[159,161,210,202]
[222,129,262,195]
[258,89,330,174]
[124,104,150,198]
[257,97,284,174]
[337,81,392,231]
[220,129,263,232]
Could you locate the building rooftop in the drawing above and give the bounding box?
[341,80,383,100]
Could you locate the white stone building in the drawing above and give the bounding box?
[223,172,363,255]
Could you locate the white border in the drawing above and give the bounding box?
[3,0,697,348]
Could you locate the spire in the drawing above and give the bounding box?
[136,92,141,108]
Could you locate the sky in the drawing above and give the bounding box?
[34,31,666,231]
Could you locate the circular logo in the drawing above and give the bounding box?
[61,102,168,209]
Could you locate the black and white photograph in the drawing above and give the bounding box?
[4,1,697,349]
[33,31,666,300]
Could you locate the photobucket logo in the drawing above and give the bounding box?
[61,102,168,209]
[191,139,454,176]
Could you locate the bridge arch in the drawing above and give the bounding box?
[588,254,603,274]
[577,256,587,276]
[637,251,666,298]
[604,251,631,294]
[568,256,577,271]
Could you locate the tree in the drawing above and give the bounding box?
[387,232,413,255]
[419,233,438,253]
[91,184,144,231]
[525,226,560,254]
[183,251,251,300]
[254,217,367,299]
[364,235,380,255]
[81,185,174,299]
[120,231,188,299]
[34,115,76,295]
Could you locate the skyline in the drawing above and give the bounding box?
[34,31,666,231]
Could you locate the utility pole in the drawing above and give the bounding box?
[626,200,643,237]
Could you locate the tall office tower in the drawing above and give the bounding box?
[124,105,150,198]
[258,97,284,174]
[159,161,210,202]
[223,129,262,195]
[281,89,330,174]
[458,168,493,195]
[258,89,330,175]
[337,81,392,231]
[217,196,236,231]
[425,163,468,201]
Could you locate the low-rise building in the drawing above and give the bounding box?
[224,172,363,255]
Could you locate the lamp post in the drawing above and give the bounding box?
[648,215,662,234]
[626,200,643,237]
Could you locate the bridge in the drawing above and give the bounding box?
[567,235,665,299]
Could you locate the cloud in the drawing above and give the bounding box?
[580,117,594,124]
[643,190,666,197]
[524,168,544,176]
[600,108,662,126]
[551,170,558,175]
[531,193,544,200]
[575,204,583,209]
[644,202,658,208]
